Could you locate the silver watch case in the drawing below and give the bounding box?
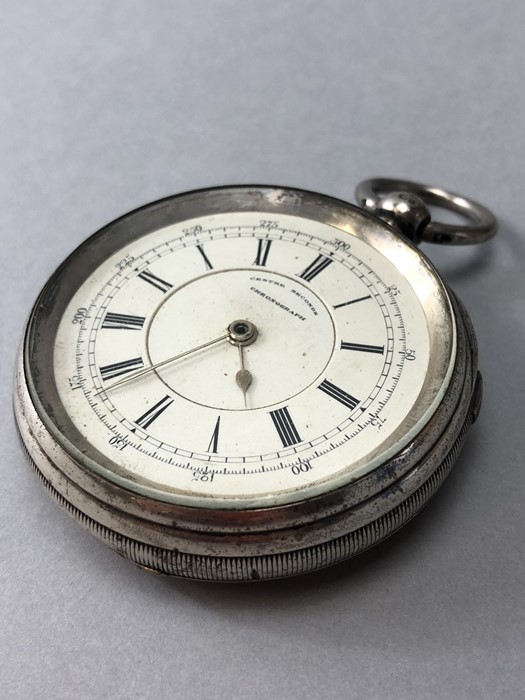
[14,186,482,581]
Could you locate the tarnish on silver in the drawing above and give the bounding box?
[14,292,478,580]
[15,292,478,581]
[356,178,497,245]
[13,183,494,581]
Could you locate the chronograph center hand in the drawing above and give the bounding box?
[96,332,229,394]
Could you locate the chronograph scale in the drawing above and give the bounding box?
[14,182,496,580]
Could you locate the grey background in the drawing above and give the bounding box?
[1,1,524,698]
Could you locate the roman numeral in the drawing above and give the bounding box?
[101,312,146,330]
[254,239,272,266]
[196,244,213,270]
[318,379,360,410]
[99,357,144,381]
[207,416,221,453]
[137,269,173,293]
[135,395,173,429]
[333,294,371,310]
[269,407,301,448]
[298,254,333,282]
[341,341,384,354]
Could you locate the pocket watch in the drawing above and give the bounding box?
[14,178,497,581]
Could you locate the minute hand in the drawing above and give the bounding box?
[97,333,229,394]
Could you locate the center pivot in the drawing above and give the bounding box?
[227,319,259,346]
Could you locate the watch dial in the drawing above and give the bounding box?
[41,195,455,508]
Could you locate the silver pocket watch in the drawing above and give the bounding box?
[14,178,497,581]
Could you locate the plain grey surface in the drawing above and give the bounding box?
[1,1,524,698]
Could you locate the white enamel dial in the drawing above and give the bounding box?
[53,211,455,508]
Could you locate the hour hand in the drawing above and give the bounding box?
[235,346,253,407]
